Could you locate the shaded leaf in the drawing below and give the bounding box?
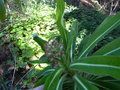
[93,37,120,56]
[67,20,79,62]
[78,12,120,58]
[34,74,49,88]
[56,74,66,90]
[44,68,63,90]
[37,66,55,78]
[0,0,6,21]
[73,74,98,90]
[33,33,47,51]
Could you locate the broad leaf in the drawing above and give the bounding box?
[78,12,120,58]
[44,68,63,90]
[33,33,47,51]
[70,56,120,79]
[73,75,98,90]
[0,0,6,21]
[93,37,120,56]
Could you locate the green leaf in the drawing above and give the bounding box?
[37,66,55,78]
[93,80,120,90]
[56,74,66,90]
[44,68,63,90]
[93,37,120,56]
[73,75,98,90]
[67,20,79,62]
[78,35,90,57]
[56,0,68,50]
[70,56,120,79]
[0,0,6,21]
[33,33,47,51]
[34,74,49,88]
[28,59,49,64]
[28,55,50,64]
[78,12,120,58]
[3,0,7,3]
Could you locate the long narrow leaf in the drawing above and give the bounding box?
[34,74,49,88]
[70,56,120,79]
[78,12,120,59]
[93,37,120,56]
[67,20,79,62]
[0,0,6,21]
[37,66,55,78]
[56,74,66,90]
[56,0,68,49]
[33,33,47,51]
[73,75,98,90]
[44,68,63,90]
[93,80,120,90]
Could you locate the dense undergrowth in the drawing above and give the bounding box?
[0,0,120,89]
[0,3,58,89]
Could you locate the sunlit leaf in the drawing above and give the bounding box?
[56,0,68,50]
[70,56,120,79]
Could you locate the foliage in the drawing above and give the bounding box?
[64,8,120,52]
[0,3,58,89]
[0,0,6,21]
[4,5,58,69]
[64,8,107,34]
[0,0,63,89]
[33,0,120,90]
